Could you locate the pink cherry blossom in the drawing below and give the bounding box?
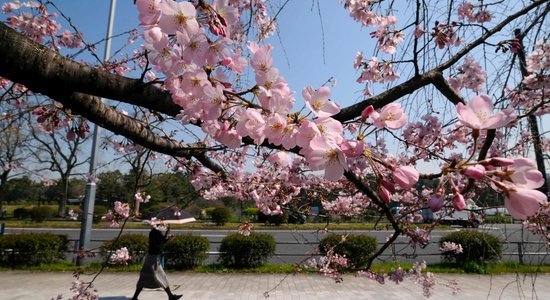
[267,151,292,168]
[392,165,419,189]
[109,247,132,265]
[353,51,363,70]
[305,136,347,181]
[135,0,161,26]
[264,113,287,146]
[505,188,547,220]
[456,94,516,130]
[313,117,344,144]
[498,158,545,189]
[303,86,340,118]
[414,24,425,38]
[249,42,273,72]
[341,139,365,158]
[158,0,199,37]
[235,108,266,144]
[371,103,408,130]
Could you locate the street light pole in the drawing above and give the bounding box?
[77,0,117,266]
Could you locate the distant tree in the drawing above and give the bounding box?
[3,177,42,204]
[147,172,199,208]
[95,170,126,206]
[26,110,89,216]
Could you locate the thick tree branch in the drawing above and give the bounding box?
[0,23,180,117]
[344,171,402,269]
[59,92,227,178]
[514,28,549,197]
[431,73,465,105]
[334,0,547,121]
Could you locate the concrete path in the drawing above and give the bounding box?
[1,271,549,300]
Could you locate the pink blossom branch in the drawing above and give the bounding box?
[344,170,402,269]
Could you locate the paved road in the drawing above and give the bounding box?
[4,224,549,265]
[1,271,550,300]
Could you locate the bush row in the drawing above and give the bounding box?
[13,207,55,222]
[0,233,68,266]
[0,230,505,270]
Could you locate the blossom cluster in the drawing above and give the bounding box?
[356,261,440,297]
[3,1,83,50]
[354,53,399,96]
[109,247,132,266]
[448,56,487,93]
[134,191,151,203]
[305,247,349,283]
[101,201,130,227]
[439,241,463,254]
[69,279,99,300]
[508,40,550,116]
[457,1,492,24]
[237,221,253,236]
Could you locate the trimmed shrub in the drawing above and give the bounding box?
[102,234,148,265]
[0,233,68,266]
[13,207,32,219]
[484,213,513,224]
[219,233,275,268]
[164,234,209,269]
[211,206,232,226]
[30,206,53,222]
[439,230,503,263]
[243,207,259,216]
[319,234,378,269]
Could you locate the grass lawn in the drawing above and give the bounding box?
[1,219,450,231]
[1,261,549,274]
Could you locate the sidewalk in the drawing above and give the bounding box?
[1,271,549,300]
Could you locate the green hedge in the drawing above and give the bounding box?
[219,233,275,268]
[0,233,68,266]
[211,206,232,226]
[13,207,32,219]
[164,234,209,269]
[30,206,53,222]
[440,230,503,263]
[319,234,377,269]
[102,234,149,265]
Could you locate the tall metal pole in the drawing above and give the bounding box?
[77,0,117,266]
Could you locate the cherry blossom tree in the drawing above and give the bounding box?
[0,0,549,298]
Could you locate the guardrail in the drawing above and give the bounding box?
[68,239,550,264]
[2,238,548,268]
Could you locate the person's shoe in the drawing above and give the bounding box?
[169,294,182,300]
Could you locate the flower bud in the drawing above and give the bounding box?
[463,164,486,180]
[361,105,374,122]
[429,194,445,212]
[452,192,466,211]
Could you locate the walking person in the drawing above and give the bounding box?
[132,225,182,300]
